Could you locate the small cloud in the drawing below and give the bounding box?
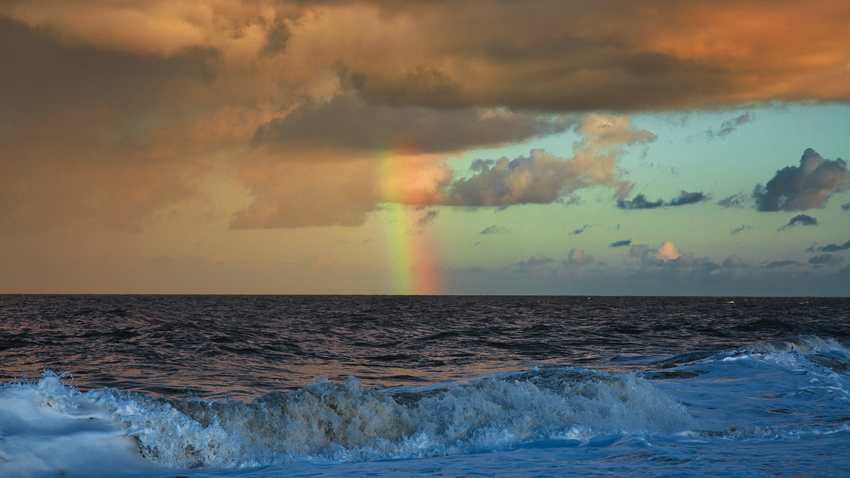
[815,239,850,252]
[707,112,753,139]
[718,193,748,208]
[668,191,707,206]
[809,254,845,265]
[754,149,850,212]
[764,260,803,269]
[516,254,555,274]
[473,241,481,246]
[730,224,752,235]
[630,243,650,258]
[609,239,632,248]
[843,202,850,211]
[636,241,681,265]
[570,224,591,235]
[566,248,594,267]
[630,241,719,271]
[777,214,818,231]
[617,191,706,210]
[417,210,439,227]
[617,194,663,210]
[479,225,509,235]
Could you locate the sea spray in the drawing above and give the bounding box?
[100,369,693,469]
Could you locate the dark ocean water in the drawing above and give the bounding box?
[2,295,849,478]
[2,295,848,399]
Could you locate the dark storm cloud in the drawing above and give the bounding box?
[842,202,850,211]
[808,254,845,265]
[253,94,576,153]
[777,214,818,231]
[0,15,221,121]
[5,0,850,116]
[609,240,632,248]
[753,149,850,212]
[0,15,220,231]
[571,225,591,235]
[616,191,706,210]
[332,1,850,111]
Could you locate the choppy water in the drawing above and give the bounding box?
[1,295,849,477]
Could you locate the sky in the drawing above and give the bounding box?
[1,0,849,296]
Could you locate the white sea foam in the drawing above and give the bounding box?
[0,373,164,478]
[1,369,691,475]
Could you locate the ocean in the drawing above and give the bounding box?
[1,295,848,477]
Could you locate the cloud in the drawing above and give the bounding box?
[609,239,632,248]
[707,112,753,139]
[764,260,803,269]
[632,241,680,265]
[253,94,576,154]
[444,149,611,206]
[566,248,594,267]
[0,15,228,231]
[570,225,591,235]
[229,157,382,229]
[416,210,439,227]
[717,193,749,209]
[516,254,555,274]
[810,239,850,252]
[321,1,850,111]
[3,1,850,233]
[617,191,706,210]
[232,113,655,228]
[777,214,818,231]
[721,255,748,268]
[629,241,720,272]
[617,194,663,210]
[730,224,752,235]
[668,191,707,206]
[435,114,654,207]
[4,0,850,114]
[843,202,850,211]
[479,225,508,235]
[754,149,850,212]
[808,254,845,266]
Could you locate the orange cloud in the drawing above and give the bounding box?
[2,0,849,231]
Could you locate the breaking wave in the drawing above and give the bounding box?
[3,368,692,470]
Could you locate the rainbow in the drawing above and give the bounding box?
[377,151,441,295]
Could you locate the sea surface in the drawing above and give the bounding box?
[1,295,849,477]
